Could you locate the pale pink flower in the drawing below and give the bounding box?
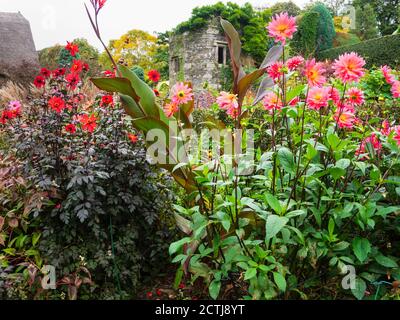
[8,100,22,117]
[381,65,396,85]
[333,52,366,83]
[287,56,304,71]
[391,81,400,98]
[346,87,365,106]
[171,82,194,105]
[334,107,356,129]
[216,92,238,110]
[307,87,331,110]
[262,92,283,112]
[356,133,382,159]
[381,120,393,136]
[267,12,297,44]
[163,102,179,118]
[226,106,240,119]
[394,126,400,146]
[304,59,326,87]
[267,62,285,81]
[329,87,341,106]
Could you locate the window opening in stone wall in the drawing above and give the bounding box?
[218,46,225,65]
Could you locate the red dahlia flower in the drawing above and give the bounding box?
[394,126,400,146]
[71,60,84,74]
[101,95,114,107]
[267,62,285,81]
[346,87,365,106]
[391,81,400,98]
[34,75,46,88]
[66,73,80,90]
[65,123,77,134]
[98,0,107,9]
[40,68,51,78]
[381,120,393,136]
[83,63,90,72]
[148,70,161,83]
[287,56,304,71]
[103,70,116,78]
[78,114,97,133]
[66,41,79,57]
[128,133,138,143]
[53,68,66,78]
[48,97,66,113]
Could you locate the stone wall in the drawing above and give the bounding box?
[169,18,228,90]
[0,12,40,87]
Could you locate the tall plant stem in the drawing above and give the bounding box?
[289,87,309,202]
[334,84,348,134]
[282,46,292,150]
[271,109,277,195]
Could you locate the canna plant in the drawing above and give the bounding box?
[87,0,283,191]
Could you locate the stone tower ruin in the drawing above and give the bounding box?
[0,12,40,87]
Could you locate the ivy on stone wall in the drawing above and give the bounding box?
[173,2,273,65]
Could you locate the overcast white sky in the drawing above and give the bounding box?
[1,0,309,50]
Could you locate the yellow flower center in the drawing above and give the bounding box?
[277,24,288,33]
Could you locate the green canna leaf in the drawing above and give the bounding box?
[91,77,141,103]
[118,65,160,119]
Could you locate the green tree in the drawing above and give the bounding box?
[321,0,346,15]
[311,2,336,51]
[39,44,64,70]
[153,32,170,80]
[291,11,320,57]
[353,0,400,35]
[99,29,158,71]
[355,4,379,40]
[270,1,301,16]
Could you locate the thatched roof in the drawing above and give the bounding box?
[0,12,39,87]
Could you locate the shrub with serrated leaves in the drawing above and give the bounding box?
[3,54,176,299]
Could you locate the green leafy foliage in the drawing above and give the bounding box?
[2,56,176,299]
[318,34,400,68]
[163,20,400,301]
[310,2,336,52]
[290,11,320,56]
[270,1,301,17]
[353,0,400,36]
[355,4,379,41]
